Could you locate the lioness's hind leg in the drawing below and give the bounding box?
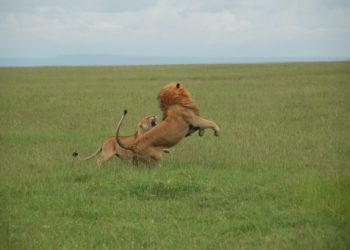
[97,151,115,166]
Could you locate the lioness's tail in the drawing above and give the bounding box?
[72,147,102,161]
[115,109,134,151]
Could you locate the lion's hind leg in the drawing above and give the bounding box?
[132,148,162,166]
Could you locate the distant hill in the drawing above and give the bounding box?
[0,54,348,67]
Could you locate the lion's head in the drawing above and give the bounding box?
[157,83,200,117]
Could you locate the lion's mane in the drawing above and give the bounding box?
[157,83,200,118]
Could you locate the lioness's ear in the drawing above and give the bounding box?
[176,83,180,88]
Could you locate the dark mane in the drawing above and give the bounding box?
[157,83,200,119]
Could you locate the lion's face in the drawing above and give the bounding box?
[157,82,199,115]
[138,115,157,132]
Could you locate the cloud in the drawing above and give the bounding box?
[0,0,349,57]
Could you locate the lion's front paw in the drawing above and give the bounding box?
[214,126,220,136]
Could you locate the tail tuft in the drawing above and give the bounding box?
[123,109,128,115]
[72,152,78,157]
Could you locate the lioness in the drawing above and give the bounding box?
[73,115,158,166]
[116,83,220,164]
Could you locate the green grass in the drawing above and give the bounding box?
[0,62,349,249]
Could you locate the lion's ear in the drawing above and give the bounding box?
[176,83,180,88]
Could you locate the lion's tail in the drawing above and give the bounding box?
[115,109,134,152]
[72,147,102,161]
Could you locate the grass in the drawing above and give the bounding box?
[0,62,349,249]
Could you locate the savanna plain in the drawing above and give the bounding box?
[0,62,349,249]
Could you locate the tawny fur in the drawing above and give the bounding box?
[73,115,157,166]
[116,83,220,165]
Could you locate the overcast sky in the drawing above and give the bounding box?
[0,0,349,58]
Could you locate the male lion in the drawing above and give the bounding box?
[116,83,220,164]
[73,115,158,166]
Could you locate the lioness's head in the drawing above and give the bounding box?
[137,115,157,134]
[157,82,199,115]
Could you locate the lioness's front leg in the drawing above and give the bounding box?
[188,116,220,136]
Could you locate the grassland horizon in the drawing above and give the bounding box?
[1,54,349,67]
[0,62,349,249]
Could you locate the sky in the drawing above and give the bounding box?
[0,0,349,58]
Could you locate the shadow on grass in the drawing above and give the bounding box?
[128,180,202,200]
